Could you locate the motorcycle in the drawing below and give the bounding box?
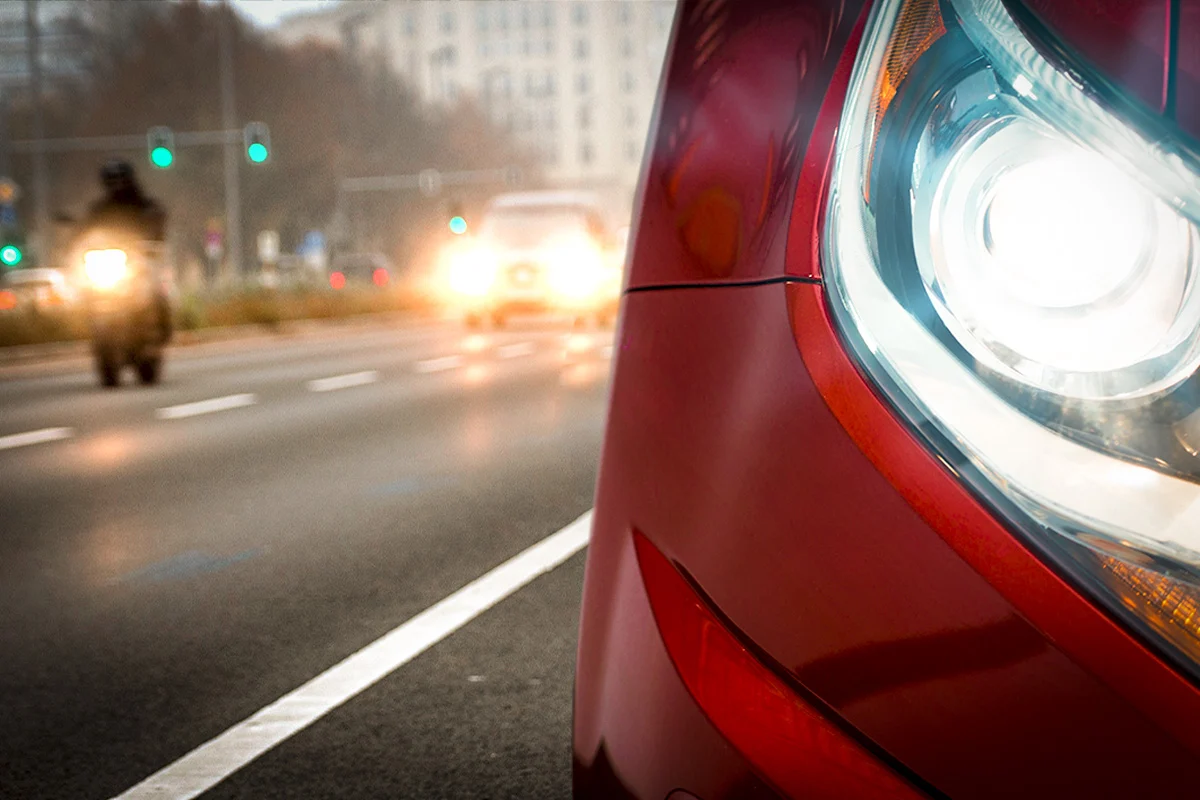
[77,236,172,387]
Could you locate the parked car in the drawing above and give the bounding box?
[0,268,76,313]
[575,0,1200,798]
[441,190,622,327]
[328,252,394,290]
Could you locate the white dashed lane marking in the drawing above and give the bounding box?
[306,370,380,393]
[497,342,536,359]
[156,394,258,420]
[109,510,594,800]
[414,355,464,373]
[0,427,74,451]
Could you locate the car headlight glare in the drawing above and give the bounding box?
[447,248,497,298]
[825,0,1200,675]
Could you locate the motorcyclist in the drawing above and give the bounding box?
[81,160,171,342]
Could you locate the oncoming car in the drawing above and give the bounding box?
[576,0,1200,798]
[442,191,621,327]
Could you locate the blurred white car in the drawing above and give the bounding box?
[0,268,77,312]
[441,191,622,327]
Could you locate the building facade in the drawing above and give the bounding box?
[277,1,675,213]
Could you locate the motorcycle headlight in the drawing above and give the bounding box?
[826,0,1200,676]
[84,249,129,291]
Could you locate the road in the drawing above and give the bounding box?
[0,318,612,799]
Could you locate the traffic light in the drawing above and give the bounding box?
[244,122,270,164]
[0,243,22,267]
[147,126,174,169]
[448,201,467,235]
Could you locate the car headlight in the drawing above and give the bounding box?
[447,247,497,298]
[546,239,604,300]
[84,249,129,291]
[825,0,1200,675]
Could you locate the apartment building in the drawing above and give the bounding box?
[277,1,675,210]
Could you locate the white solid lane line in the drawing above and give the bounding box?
[0,427,73,451]
[497,342,536,359]
[156,393,257,421]
[413,354,464,373]
[110,510,593,800]
[306,370,380,393]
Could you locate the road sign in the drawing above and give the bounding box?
[418,168,442,197]
[205,230,223,261]
[301,230,325,254]
[0,178,20,205]
[257,230,280,264]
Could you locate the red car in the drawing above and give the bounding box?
[575,0,1200,797]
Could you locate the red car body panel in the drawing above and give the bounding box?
[576,0,1200,797]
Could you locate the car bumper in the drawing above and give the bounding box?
[575,282,1200,799]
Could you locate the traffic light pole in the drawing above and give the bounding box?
[218,0,242,282]
[24,0,48,261]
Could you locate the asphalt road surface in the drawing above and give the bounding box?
[0,317,612,799]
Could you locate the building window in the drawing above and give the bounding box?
[496,6,509,31]
[439,10,456,34]
[617,4,633,24]
[620,37,633,58]
[578,105,592,130]
[541,4,555,27]
[620,71,635,93]
[542,38,554,56]
[522,39,532,56]
[576,72,591,94]
[624,106,637,127]
[520,5,532,29]
[653,5,673,29]
[625,140,640,162]
[572,3,588,25]
[525,71,555,98]
[478,41,490,59]
[403,12,416,36]
[580,140,595,165]
[476,7,489,32]
[574,38,590,59]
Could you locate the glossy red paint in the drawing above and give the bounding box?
[576,0,1200,797]
[626,0,866,289]
[634,531,924,800]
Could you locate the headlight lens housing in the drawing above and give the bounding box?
[825,0,1200,677]
[83,249,129,291]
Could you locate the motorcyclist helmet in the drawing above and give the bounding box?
[100,159,136,194]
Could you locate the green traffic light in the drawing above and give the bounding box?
[0,245,22,266]
[150,146,173,168]
[449,216,467,235]
[247,142,269,163]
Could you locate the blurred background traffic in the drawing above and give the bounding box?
[0,0,674,348]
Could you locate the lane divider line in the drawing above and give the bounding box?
[306,370,380,393]
[109,510,593,800]
[413,355,464,373]
[156,394,257,421]
[497,342,536,359]
[0,426,74,451]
